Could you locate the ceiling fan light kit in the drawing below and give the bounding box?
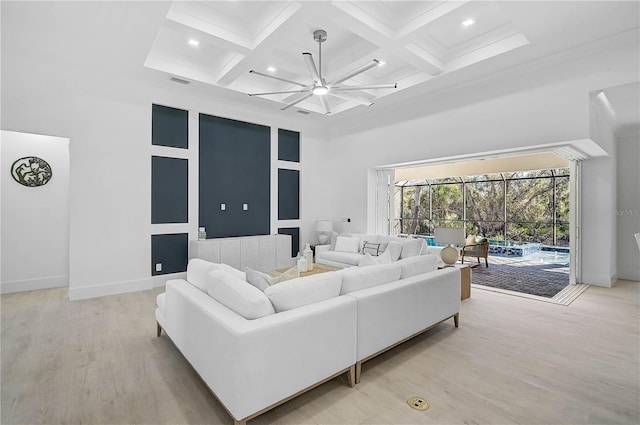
[249,29,397,115]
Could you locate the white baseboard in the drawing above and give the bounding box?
[1,276,68,294]
[69,272,188,300]
[616,267,640,282]
[69,278,152,300]
[582,272,616,288]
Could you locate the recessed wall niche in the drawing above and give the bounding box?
[199,114,270,238]
[151,156,188,224]
[278,128,300,162]
[152,104,188,148]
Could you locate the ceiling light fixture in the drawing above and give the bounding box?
[462,19,475,27]
[267,66,277,73]
[248,29,397,114]
[188,39,200,46]
[312,85,329,96]
[378,60,386,66]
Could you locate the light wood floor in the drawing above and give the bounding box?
[2,280,639,425]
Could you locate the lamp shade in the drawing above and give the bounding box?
[434,227,465,245]
[316,220,333,232]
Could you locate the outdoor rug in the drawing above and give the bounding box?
[470,256,570,298]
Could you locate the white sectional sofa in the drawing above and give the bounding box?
[316,233,443,268]
[156,255,460,425]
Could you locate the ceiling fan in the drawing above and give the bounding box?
[248,29,397,114]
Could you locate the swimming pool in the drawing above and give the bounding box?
[417,235,569,259]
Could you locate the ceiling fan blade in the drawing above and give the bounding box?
[249,89,309,96]
[249,70,307,87]
[319,95,331,115]
[302,53,321,84]
[328,60,380,86]
[329,92,374,107]
[281,93,314,111]
[332,83,398,91]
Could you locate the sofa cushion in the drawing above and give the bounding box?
[264,272,342,312]
[357,253,379,267]
[206,270,275,319]
[386,241,403,261]
[317,250,363,266]
[186,259,247,292]
[400,238,425,259]
[156,292,166,313]
[329,230,340,250]
[340,263,402,294]
[186,258,220,292]
[377,249,392,264]
[398,254,439,279]
[334,236,361,253]
[244,266,299,291]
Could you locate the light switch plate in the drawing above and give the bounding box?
[243,203,248,211]
[221,203,226,211]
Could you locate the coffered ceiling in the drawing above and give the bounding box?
[143,1,576,115]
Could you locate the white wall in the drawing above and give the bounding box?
[616,134,640,281]
[1,2,329,299]
[1,131,70,293]
[307,39,639,287]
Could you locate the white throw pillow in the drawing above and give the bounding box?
[186,258,220,292]
[264,272,342,312]
[220,263,246,281]
[400,238,424,259]
[398,254,439,279]
[357,253,379,267]
[334,236,361,253]
[386,241,403,261]
[340,263,402,294]
[245,266,299,291]
[376,249,392,264]
[206,270,275,319]
[329,231,340,250]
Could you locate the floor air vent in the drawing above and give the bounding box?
[407,396,429,411]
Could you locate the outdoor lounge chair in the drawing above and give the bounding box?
[461,235,489,267]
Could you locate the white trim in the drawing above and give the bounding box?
[1,276,68,294]
[69,278,151,300]
[152,272,186,288]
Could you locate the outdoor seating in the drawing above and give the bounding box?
[461,235,489,267]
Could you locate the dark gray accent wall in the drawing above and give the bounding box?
[151,233,188,275]
[278,169,299,220]
[199,114,270,237]
[278,227,299,258]
[152,104,188,148]
[152,156,188,224]
[278,129,300,162]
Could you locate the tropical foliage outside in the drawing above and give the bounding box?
[394,169,570,246]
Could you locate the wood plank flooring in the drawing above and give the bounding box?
[2,280,638,425]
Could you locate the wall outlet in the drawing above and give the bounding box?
[155,263,162,272]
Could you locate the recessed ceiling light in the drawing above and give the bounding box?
[462,19,475,27]
[188,39,200,47]
[267,66,277,73]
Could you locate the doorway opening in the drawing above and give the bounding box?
[377,151,584,301]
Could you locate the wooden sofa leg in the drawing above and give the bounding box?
[347,365,356,387]
[454,313,459,328]
[355,361,362,385]
[156,322,162,337]
[233,420,247,425]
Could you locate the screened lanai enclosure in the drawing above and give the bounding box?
[394,168,570,248]
[394,168,577,300]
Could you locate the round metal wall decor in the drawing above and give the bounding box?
[11,156,53,187]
